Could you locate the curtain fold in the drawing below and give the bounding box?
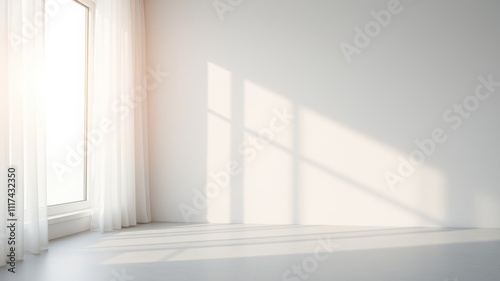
[89,0,151,231]
[1,0,49,267]
[0,0,7,268]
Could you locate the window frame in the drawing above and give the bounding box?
[47,0,95,217]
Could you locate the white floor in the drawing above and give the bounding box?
[1,223,499,281]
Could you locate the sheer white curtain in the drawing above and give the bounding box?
[89,0,151,231]
[0,0,7,267]
[0,0,49,267]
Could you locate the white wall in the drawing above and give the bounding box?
[144,0,500,228]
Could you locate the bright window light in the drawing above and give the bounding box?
[45,1,88,206]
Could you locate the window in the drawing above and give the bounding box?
[45,0,94,214]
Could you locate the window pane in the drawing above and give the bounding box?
[45,1,88,206]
